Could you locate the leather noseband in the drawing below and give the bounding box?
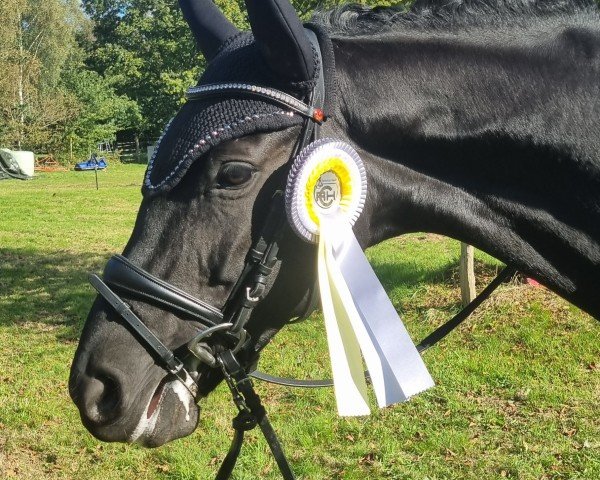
[103,255,223,326]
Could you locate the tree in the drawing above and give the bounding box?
[83,0,203,138]
[0,0,138,161]
[61,66,142,158]
[0,0,85,151]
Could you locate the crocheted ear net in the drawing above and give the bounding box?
[143,32,315,196]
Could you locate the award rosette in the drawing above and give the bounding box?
[286,138,434,416]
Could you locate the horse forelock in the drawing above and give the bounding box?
[314,0,600,36]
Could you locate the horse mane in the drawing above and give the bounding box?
[313,0,600,36]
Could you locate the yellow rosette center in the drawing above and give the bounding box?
[304,157,354,227]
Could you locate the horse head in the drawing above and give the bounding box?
[69,0,337,447]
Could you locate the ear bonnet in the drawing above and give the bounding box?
[143,0,335,197]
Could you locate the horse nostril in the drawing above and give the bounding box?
[96,374,120,414]
[83,374,122,425]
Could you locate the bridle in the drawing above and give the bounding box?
[87,29,517,480]
[90,28,326,480]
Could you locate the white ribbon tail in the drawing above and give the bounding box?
[327,216,435,407]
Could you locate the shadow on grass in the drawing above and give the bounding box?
[0,248,110,341]
[0,245,455,336]
[0,244,504,343]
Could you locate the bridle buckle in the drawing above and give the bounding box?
[246,286,261,303]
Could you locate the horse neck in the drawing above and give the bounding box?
[325,20,600,318]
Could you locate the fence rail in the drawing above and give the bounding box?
[115,140,157,163]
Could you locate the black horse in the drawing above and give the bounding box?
[70,0,600,450]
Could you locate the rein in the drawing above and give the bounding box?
[88,28,516,480]
[250,263,516,388]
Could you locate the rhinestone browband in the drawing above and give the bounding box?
[185,83,325,123]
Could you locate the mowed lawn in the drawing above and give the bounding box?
[0,164,598,479]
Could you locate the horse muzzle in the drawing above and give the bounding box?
[69,354,200,446]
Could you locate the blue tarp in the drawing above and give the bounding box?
[74,155,108,171]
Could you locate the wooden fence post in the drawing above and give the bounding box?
[460,243,476,306]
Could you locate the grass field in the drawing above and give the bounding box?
[0,164,598,479]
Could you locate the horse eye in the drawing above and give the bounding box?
[216,162,255,189]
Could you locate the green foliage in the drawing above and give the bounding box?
[61,67,141,160]
[0,0,65,149]
[0,0,134,159]
[83,0,203,137]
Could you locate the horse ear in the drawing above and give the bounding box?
[244,0,315,83]
[179,0,239,62]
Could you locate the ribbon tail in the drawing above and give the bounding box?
[318,228,370,416]
[329,216,435,407]
[322,227,388,407]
